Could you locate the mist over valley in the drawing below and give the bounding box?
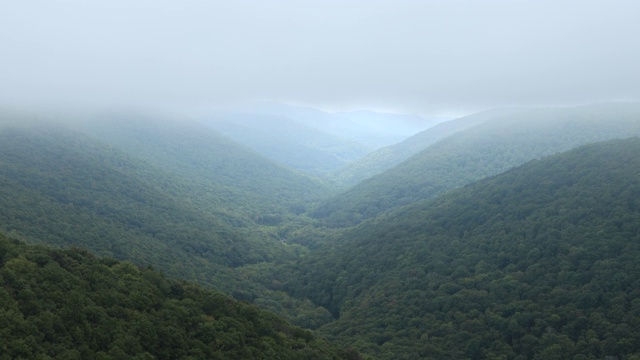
[1,1,640,359]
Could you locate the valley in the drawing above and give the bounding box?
[1,103,640,359]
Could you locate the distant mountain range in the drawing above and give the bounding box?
[236,102,440,148]
[200,112,370,177]
[330,108,517,186]
[313,103,640,226]
[0,113,333,294]
[199,103,441,176]
[0,110,347,330]
[2,103,640,359]
[73,111,331,215]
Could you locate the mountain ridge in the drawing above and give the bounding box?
[200,112,370,176]
[330,108,518,186]
[0,232,360,359]
[281,137,640,359]
[314,103,640,226]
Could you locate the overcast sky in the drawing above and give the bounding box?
[1,0,639,116]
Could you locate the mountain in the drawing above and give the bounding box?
[74,111,331,217]
[331,109,515,186]
[280,138,640,359]
[331,109,442,148]
[235,102,438,149]
[0,233,359,359]
[200,112,370,176]
[5,104,640,360]
[314,103,640,226]
[0,122,275,272]
[0,113,352,327]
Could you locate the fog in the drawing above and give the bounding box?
[1,0,639,116]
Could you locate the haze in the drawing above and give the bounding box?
[1,0,639,116]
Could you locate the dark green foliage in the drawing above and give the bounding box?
[283,138,640,359]
[0,234,358,359]
[4,106,640,360]
[315,103,640,226]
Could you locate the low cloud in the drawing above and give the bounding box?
[1,0,638,115]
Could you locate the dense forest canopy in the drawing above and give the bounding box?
[0,232,359,359]
[314,103,640,227]
[1,104,640,359]
[3,0,639,356]
[74,112,332,211]
[279,138,640,359]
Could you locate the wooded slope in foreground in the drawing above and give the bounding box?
[0,233,359,360]
[282,138,640,359]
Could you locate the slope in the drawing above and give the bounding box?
[0,233,359,359]
[237,102,435,149]
[282,138,640,359]
[0,113,344,328]
[314,103,640,226]
[200,112,370,176]
[0,122,300,286]
[331,109,440,149]
[331,109,515,186]
[75,111,331,218]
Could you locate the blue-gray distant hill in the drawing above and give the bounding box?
[330,109,442,148]
[0,110,348,328]
[330,108,516,186]
[74,111,331,216]
[200,112,370,176]
[313,103,640,226]
[232,102,438,149]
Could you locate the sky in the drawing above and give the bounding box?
[1,0,639,116]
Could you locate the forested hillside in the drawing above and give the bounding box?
[0,119,330,321]
[3,0,638,358]
[278,138,640,359]
[201,112,370,176]
[314,103,640,226]
[75,112,331,216]
[0,123,282,268]
[0,114,347,328]
[3,106,640,360]
[0,233,359,359]
[330,109,515,186]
